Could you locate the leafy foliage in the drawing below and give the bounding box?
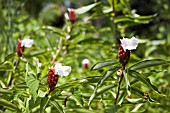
[0,0,170,113]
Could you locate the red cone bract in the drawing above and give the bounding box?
[47,68,58,93]
[16,39,24,57]
[118,45,130,68]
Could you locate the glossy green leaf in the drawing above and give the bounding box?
[97,66,121,86]
[71,90,84,107]
[108,105,120,113]
[40,97,49,113]
[0,98,18,110]
[127,98,143,104]
[91,59,119,70]
[123,70,131,96]
[50,100,65,113]
[88,84,117,105]
[26,74,40,101]
[75,2,100,14]
[129,70,161,94]
[0,61,14,71]
[4,53,16,61]
[131,103,146,112]
[131,87,154,102]
[0,88,13,94]
[129,59,168,70]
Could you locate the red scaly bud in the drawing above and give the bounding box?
[16,39,24,57]
[47,68,58,93]
[118,45,130,68]
[68,8,76,24]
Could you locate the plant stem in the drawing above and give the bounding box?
[51,24,74,64]
[114,72,124,105]
[112,0,119,49]
[64,23,74,55]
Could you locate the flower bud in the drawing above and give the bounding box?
[117,69,123,77]
[47,63,71,93]
[118,45,130,68]
[82,59,90,69]
[47,68,58,93]
[16,39,24,57]
[16,38,34,57]
[118,37,138,68]
[68,8,76,24]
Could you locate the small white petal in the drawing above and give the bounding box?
[54,63,71,76]
[57,66,71,76]
[82,59,90,65]
[54,63,62,71]
[21,39,34,48]
[120,37,139,51]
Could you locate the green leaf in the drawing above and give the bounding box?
[0,98,18,110]
[42,26,65,38]
[123,70,131,96]
[88,84,117,105]
[0,88,13,94]
[0,61,14,71]
[4,53,16,61]
[97,67,121,86]
[120,0,131,14]
[75,2,100,14]
[91,59,119,70]
[70,108,99,113]
[129,59,168,70]
[50,100,65,113]
[71,90,84,107]
[108,105,120,113]
[26,74,40,101]
[40,97,49,113]
[131,103,146,112]
[129,70,161,94]
[126,98,143,104]
[131,87,154,102]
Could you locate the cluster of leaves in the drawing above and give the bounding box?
[0,0,170,113]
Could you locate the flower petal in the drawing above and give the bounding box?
[82,59,90,65]
[54,63,71,76]
[57,66,71,76]
[120,37,139,51]
[54,63,62,71]
[21,39,34,48]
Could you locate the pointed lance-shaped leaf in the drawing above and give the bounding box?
[91,59,119,71]
[129,59,169,70]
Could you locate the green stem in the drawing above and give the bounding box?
[114,72,124,105]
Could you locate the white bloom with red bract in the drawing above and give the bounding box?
[21,38,34,48]
[120,37,139,51]
[82,59,90,69]
[54,63,71,76]
[82,59,90,65]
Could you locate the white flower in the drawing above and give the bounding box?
[82,59,90,69]
[120,36,139,51]
[54,63,71,76]
[82,59,90,65]
[21,39,34,48]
